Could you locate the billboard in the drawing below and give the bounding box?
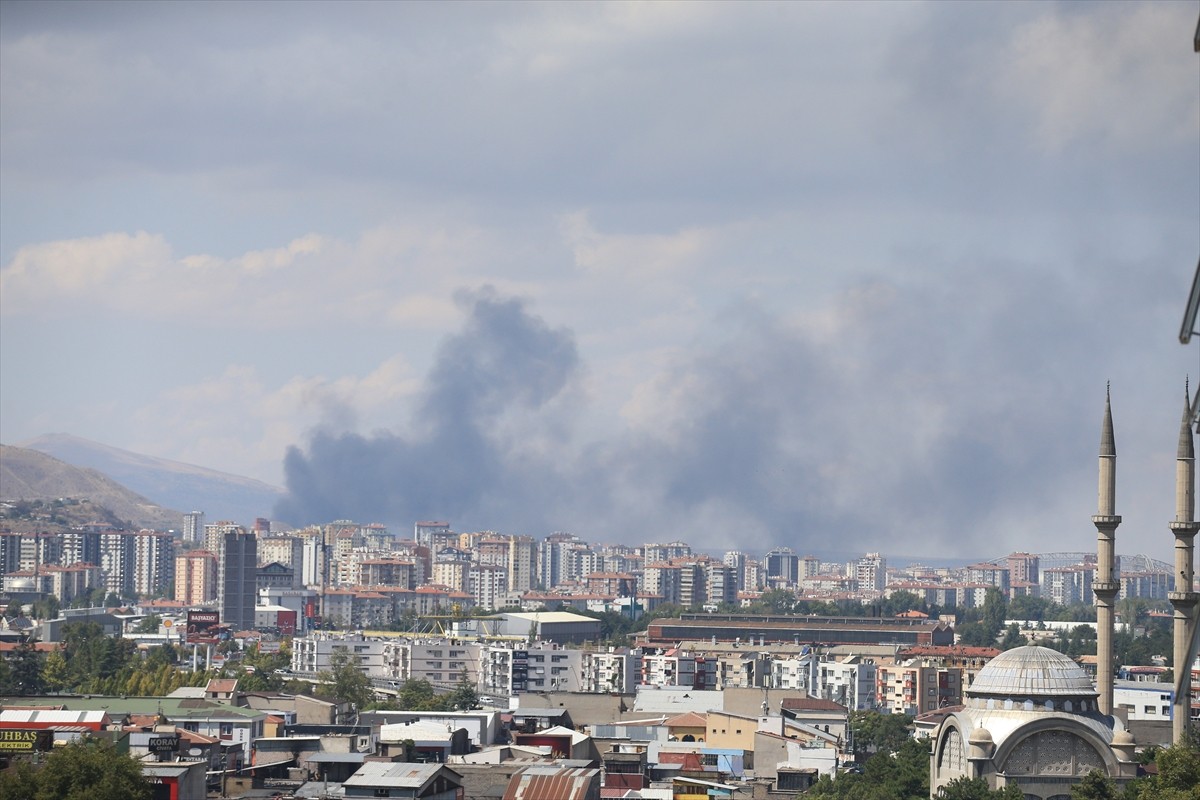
[0,730,52,752]
[186,610,220,644]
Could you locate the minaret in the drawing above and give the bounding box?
[1169,386,1199,744]
[1092,385,1121,716]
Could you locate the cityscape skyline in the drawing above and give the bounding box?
[2,3,1198,560]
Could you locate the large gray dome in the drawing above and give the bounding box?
[967,646,1097,699]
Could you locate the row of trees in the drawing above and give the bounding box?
[0,622,217,697]
[0,737,151,800]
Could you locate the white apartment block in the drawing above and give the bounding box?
[291,632,389,677]
[641,649,716,690]
[965,563,1011,596]
[479,642,584,696]
[642,564,682,607]
[258,536,305,574]
[581,648,642,694]
[132,530,174,596]
[772,655,818,693]
[468,563,509,611]
[382,639,482,686]
[432,559,468,593]
[706,564,737,607]
[854,552,887,594]
[100,530,135,595]
[817,659,878,711]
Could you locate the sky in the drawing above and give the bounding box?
[1,1,1198,562]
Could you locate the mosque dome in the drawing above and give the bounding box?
[967,645,1097,700]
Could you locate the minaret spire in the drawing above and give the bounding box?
[1093,385,1121,716]
[1169,384,1199,744]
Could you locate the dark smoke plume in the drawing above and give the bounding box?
[275,290,579,527]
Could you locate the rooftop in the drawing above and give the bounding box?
[967,646,1097,698]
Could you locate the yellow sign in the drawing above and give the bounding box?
[0,730,48,752]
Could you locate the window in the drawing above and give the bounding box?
[1145,706,1156,715]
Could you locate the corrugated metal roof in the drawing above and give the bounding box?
[502,767,600,800]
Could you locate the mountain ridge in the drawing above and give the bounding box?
[14,433,284,525]
[0,444,184,530]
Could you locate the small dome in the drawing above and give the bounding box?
[967,646,1096,699]
[1112,729,1135,746]
[968,727,993,745]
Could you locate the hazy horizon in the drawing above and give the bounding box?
[2,2,1197,561]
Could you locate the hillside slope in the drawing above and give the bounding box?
[17,433,285,524]
[0,444,183,530]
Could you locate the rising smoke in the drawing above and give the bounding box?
[278,261,1168,557]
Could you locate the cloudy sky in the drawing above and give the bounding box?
[2,1,1197,562]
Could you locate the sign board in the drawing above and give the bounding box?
[0,730,52,752]
[147,735,178,753]
[186,610,220,644]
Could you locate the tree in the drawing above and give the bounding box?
[935,777,1023,799]
[6,736,152,800]
[8,639,45,695]
[758,589,798,614]
[849,711,913,759]
[28,595,60,621]
[395,678,438,711]
[1136,740,1200,800]
[41,650,70,692]
[1000,623,1026,651]
[318,649,372,709]
[809,736,930,800]
[0,761,39,800]
[956,622,997,647]
[447,675,479,711]
[134,614,162,633]
[1070,770,1118,800]
[881,590,925,617]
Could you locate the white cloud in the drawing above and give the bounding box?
[995,3,1199,152]
[0,224,497,328]
[0,231,170,295]
[131,355,421,484]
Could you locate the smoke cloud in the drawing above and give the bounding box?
[275,290,580,527]
[278,255,1180,561]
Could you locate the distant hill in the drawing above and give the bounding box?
[16,433,285,525]
[0,444,184,530]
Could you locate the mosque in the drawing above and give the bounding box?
[929,390,1197,798]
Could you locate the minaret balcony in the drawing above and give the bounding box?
[1167,591,1198,606]
[1091,515,1122,526]
[1092,581,1120,594]
[1168,521,1200,535]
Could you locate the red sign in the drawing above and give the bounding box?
[186,610,220,644]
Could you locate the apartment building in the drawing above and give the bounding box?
[175,550,219,605]
[876,662,963,715]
